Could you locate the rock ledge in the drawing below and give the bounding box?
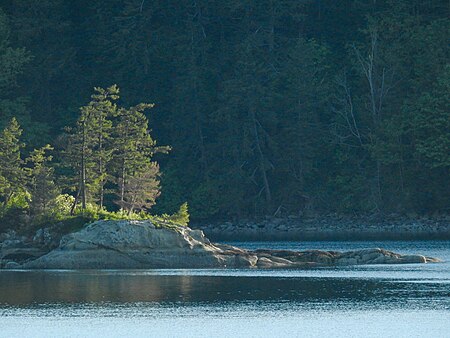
[2,220,439,269]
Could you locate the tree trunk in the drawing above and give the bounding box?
[70,183,81,215]
[81,119,87,210]
[250,106,272,209]
[99,127,104,208]
[120,159,126,205]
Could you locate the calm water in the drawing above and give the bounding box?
[0,241,449,338]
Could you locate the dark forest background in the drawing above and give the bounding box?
[0,0,448,221]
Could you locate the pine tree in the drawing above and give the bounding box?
[112,103,170,213]
[276,37,333,213]
[119,162,161,214]
[171,202,189,226]
[0,118,27,203]
[406,66,450,169]
[88,85,118,207]
[64,85,118,212]
[0,9,34,139]
[26,144,58,214]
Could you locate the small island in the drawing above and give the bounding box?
[0,101,443,269]
[1,219,440,270]
[0,86,445,270]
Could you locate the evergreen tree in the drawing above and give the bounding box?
[26,144,58,214]
[171,202,189,226]
[64,85,118,212]
[119,162,161,214]
[0,9,36,141]
[111,103,170,212]
[275,38,333,214]
[87,85,118,208]
[0,118,27,203]
[1,0,448,218]
[406,66,450,169]
[2,0,86,134]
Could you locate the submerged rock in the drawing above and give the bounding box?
[16,220,441,269]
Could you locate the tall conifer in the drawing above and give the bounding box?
[26,144,58,214]
[111,103,169,213]
[65,86,118,212]
[0,118,26,203]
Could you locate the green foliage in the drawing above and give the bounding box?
[62,85,169,214]
[51,194,75,218]
[111,102,169,212]
[404,66,450,169]
[63,85,119,209]
[68,203,190,230]
[82,85,117,207]
[6,191,30,210]
[26,144,59,215]
[0,118,27,203]
[0,0,448,221]
[163,202,189,227]
[190,183,220,220]
[0,86,174,236]
[0,191,30,232]
[0,8,42,145]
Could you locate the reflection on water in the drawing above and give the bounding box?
[0,241,449,337]
[0,272,449,309]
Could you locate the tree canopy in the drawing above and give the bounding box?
[0,1,448,219]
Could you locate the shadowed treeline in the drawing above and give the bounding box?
[0,1,448,220]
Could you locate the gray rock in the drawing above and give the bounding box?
[1,239,23,250]
[400,255,427,264]
[1,247,48,262]
[256,257,291,268]
[336,257,358,265]
[23,220,258,269]
[334,248,439,265]
[33,228,54,246]
[5,261,20,269]
[15,220,441,270]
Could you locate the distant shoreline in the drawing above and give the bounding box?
[195,215,450,241]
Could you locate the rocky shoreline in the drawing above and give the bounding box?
[0,220,442,269]
[195,215,450,241]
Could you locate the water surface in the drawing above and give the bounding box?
[0,241,449,337]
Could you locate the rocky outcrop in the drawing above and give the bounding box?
[253,248,439,268]
[0,230,49,268]
[10,220,441,269]
[21,220,258,269]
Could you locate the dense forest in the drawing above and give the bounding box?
[0,0,448,222]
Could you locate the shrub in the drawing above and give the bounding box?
[0,191,31,232]
[50,194,75,219]
[168,202,189,226]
